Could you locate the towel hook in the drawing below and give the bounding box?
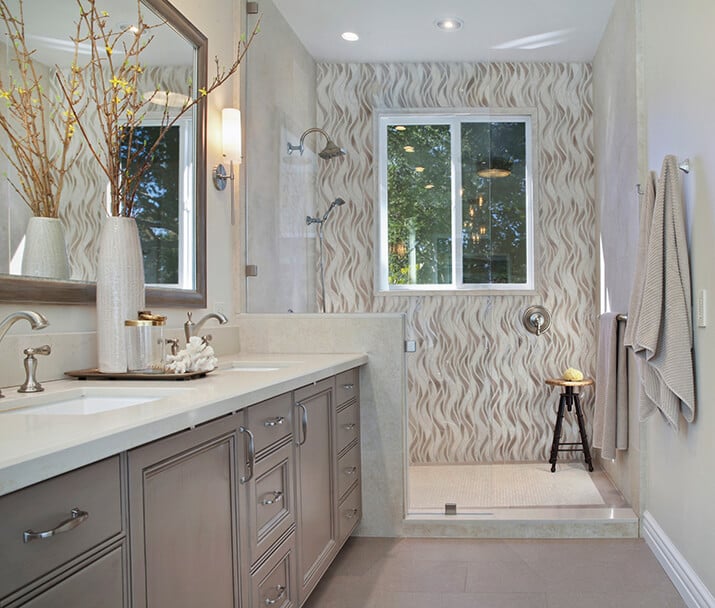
[636,184,644,196]
[679,159,690,174]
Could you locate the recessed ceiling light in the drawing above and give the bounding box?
[394,125,406,131]
[424,184,434,189]
[403,145,415,153]
[415,166,425,172]
[341,32,359,42]
[435,18,463,32]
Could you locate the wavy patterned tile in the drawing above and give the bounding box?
[316,62,597,464]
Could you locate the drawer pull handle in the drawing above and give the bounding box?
[344,508,359,520]
[343,423,356,431]
[264,584,286,605]
[344,466,358,476]
[239,426,256,484]
[23,507,89,543]
[264,416,285,428]
[342,383,354,390]
[261,490,284,506]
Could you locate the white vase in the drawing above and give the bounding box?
[96,216,145,373]
[21,217,70,280]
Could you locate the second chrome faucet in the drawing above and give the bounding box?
[183,311,228,343]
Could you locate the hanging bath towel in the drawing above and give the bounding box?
[593,312,629,459]
[633,155,695,427]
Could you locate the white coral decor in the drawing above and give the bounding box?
[166,336,218,374]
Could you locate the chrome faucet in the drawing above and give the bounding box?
[184,311,228,343]
[0,310,49,398]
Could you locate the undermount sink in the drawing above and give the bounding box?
[1,387,189,416]
[224,360,301,372]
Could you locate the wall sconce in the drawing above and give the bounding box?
[212,108,242,223]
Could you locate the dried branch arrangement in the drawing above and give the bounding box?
[0,0,85,218]
[57,0,260,217]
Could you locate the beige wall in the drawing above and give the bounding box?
[0,0,241,381]
[639,0,715,595]
[592,0,641,512]
[316,62,599,464]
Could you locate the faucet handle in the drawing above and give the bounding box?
[18,344,51,393]
[166,338,180,356]
[24,344,51,357]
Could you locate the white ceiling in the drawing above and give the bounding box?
[272,0,616,63]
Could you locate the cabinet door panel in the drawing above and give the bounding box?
[129,416,240,608]
[18,545,125,608]
[294,379,336,602]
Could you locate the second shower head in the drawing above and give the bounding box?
[288,127,346,160]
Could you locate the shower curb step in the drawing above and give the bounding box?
[401,508,639,539]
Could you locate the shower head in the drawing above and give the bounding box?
[318,140,346,160]
[288,127,346,160]
[332,197,346,206]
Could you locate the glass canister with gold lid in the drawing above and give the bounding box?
[125,311,167,373]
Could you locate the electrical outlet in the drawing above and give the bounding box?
[697,290,707,328]
[215,301,226,316]
[405,340,417,353]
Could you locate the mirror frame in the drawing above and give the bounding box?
[0,0,208,307]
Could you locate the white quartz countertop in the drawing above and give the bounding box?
[0,352,368,496]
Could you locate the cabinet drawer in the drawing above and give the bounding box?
[249,534,297,608]
[338,485,361,547]
[335,369,358,407]
[0,456,122,599]
[246,444,295,565]
[336,400,359,455]
[246,393,293,455]
[337,442,360,501]
[16,545,125,608]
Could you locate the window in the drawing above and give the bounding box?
[118,116,194,288]
[377,112,534,292]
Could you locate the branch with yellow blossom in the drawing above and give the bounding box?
[0,0,85,218]
[56,0,260,218]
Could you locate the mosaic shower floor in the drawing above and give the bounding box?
[408,462,627,514]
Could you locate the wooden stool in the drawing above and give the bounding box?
[545,378,594,473]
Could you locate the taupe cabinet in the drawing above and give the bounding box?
[128,414,241,608]
[0,367,361,608]
[0,456,126,608]
[294,379,337,603]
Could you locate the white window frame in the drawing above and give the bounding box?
[109,114,195,289]
[376,109,536,294]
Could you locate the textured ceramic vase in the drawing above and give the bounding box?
[96,216,145,373]
[21,217,70,280]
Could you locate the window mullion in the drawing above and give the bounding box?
[451,118,463,289]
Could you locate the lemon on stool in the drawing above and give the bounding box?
[563,367,584,381]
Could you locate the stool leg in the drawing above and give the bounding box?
[549,393,566,472]
[573,393,594,472]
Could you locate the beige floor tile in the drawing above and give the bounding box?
[465,560,547,593]
[446,592,548,608]
[304,538,686,608]
[369,557,468,593]
[546,590,687,608]
[391,538,524,563]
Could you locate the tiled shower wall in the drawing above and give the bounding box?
[315,62,598,464]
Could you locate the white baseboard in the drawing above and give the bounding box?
[642,511,715,608]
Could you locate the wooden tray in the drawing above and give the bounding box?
[65,368,214,381]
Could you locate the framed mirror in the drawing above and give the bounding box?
[0,0,207,306]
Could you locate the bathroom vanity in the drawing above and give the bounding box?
[0,354,365,608]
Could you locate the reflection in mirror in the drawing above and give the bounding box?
[0,0,207,305]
